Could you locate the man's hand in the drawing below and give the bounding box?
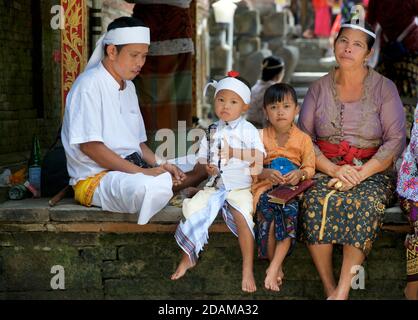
[161,163,186,186]
[141,166,168,177]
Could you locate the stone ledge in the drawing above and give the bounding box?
[0,197,410,234]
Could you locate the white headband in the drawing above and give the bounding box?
[203,77,251,104]
[85,26,150,71]
[341,23,376,39]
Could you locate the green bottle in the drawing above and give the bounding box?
[28,135,42,196]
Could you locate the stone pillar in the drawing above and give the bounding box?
[261,10,300,83]
[234,6,263,86]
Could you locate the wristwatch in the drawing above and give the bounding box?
[300,170,306,181]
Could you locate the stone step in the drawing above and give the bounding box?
[291,71,327,85]
[0,198,410,300]
[294,87,309,99]
[0,197,410,230]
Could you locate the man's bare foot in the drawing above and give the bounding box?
[242,270,257,293]
[171,253,195,280]
[264,266,281,292]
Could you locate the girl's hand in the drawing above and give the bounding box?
[259,168,285,185]
[284,169,302,186]
[334,164,362,186]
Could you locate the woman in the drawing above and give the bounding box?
[298,21,406,299]
[246,56,285,128]
[397,105,418,300]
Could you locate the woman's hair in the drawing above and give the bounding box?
[335,21,375,51]
[261,56,285,82]
[104,16,148,56]
[263,83,298,108]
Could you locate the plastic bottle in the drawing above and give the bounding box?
[28,135,42,196]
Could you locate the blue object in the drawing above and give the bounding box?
[268,157,297,175]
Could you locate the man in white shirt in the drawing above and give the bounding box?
[61,17,203,224]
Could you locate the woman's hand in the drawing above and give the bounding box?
[284,169,303,186]
[334,164,362,186]
[259,168,285,185]
[327,177,355,191]
[206,164,219,177]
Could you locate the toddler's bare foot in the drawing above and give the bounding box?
[242,270,257,293]
[171,253,195,280]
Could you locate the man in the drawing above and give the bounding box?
[62,17,205,224]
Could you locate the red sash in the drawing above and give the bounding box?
[317,140,378,165]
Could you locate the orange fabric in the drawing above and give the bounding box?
[251,125,316,211]
[74,171,108,207]
[316,140,378,165]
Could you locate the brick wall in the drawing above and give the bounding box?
[0,199,410,300]
[0,0,61,168]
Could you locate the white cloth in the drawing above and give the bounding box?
[92,171,173,225]
[204,78,251,104]
[197,117,265,190]
[62,62,147,186]
[175,186,254,262]
[85,26,150,71]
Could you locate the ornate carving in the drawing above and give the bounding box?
[61,0,87,116]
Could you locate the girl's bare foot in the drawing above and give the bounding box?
[264,266,281,292]
[171,253,195,280]
[242,270,257,293]
[277,267,284,286]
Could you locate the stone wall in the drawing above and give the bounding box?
[0,199,410,299]
[0,0,61,168]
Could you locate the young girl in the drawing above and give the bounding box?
[171,72,265,293]
[252,83,316,291]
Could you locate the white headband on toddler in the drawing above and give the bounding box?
[203,76,251,104]
[85,26,151,71]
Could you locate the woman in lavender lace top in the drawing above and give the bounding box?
[298,21,406,299]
